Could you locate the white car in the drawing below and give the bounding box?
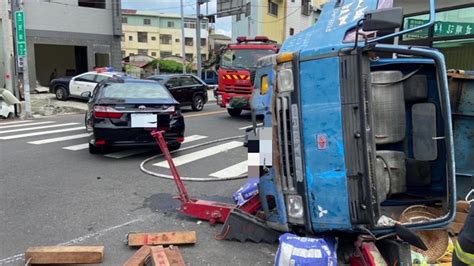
[49,70,127,100]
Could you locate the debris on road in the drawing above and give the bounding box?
[25,246,104,264]
[123,245,151,266]
[150,246,169,266]
[127,231,197,247]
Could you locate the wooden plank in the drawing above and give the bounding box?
[25,246,104,264]
[127,231,197,247]
[123,245,151,266]
[164,246,185,266]
[150,246,169,266]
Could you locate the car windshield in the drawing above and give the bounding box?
[220,49,275,69]
[149,77,165,83]
[102,83,170,99]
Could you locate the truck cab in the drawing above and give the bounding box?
[259,0,456,236]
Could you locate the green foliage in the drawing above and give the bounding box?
[150,59,192,73]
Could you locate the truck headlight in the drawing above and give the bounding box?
[286,195,304,219]
[277,62,294,93]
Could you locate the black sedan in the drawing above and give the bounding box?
[84,78,185,154]
[146,74,208,111]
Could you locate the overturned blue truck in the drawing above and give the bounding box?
[229,0,461,249]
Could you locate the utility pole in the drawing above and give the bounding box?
[180,0,186,74]
[16,2,31,118]
[1,0,14,93]
[196,0,202,79]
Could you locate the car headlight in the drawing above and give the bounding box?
[286,195,304,219]
[277,62,294,93]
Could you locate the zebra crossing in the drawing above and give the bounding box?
[0,119,249,179]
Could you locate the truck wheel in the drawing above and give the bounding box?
[227,108,242,117]
[191,95,204,111]
[55,86,68,101]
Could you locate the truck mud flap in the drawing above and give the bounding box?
[216,208,281,243]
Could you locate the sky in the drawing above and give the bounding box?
[121,0,233,37]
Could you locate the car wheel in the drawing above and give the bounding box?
[191,95,204,111]
[168,142,182,151]
[55,86,68,101]
[227,108,242,117]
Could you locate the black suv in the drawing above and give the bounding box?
[147,74,208,111]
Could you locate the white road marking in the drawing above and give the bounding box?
[0,216,151,265]
[154,141,243,168]
[0,122,78,134]
[104,135,208,159]
[0,121,53,129]
[239,123,263,130]
[209,160,248,178]
[28,133,92,144]
[0,127,85,140]
[62,143,89,151]
[0,120,34,126]
[182,134,207,143]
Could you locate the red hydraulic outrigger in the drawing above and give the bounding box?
[150,130,260,224]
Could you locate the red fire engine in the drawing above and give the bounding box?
[216,36,279,117]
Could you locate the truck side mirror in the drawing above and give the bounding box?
[362,7,403,31]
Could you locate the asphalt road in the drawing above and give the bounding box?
[0,104,275,265]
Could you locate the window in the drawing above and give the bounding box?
[138,32,148,43]
[201,54,207,61]
[180,76,200,86]
[175,38,180,43]
[185,37,194,46]
[201,22,207,29]
[95,75,110,83]
[122,17,128,24]
[184,21,196,29]
[103,83,170,99]
[151,36,156,41]
[301,0,311,16]
[78,0,105,9]
[144,18,151,25]
[185,53,193,61]
[129,53,135,56]
[200,38,207,47]
[121,50,126,58]
[160,34,172,45]
[128,36,133,41]
[160,51,172,58]
[121,34,125,41]
[167,21,175,28]
[151,52,157,57]
[268,0,278,16]
[289,28,294,36]
[138,49,148,55]
[236,14,241,22]
[166,78,180,87]
[76,74,96,82]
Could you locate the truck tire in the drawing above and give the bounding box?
[55,86,68,101]
[227,108,242,117]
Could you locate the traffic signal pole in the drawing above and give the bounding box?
[196,0,202,79]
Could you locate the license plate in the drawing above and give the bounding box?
[131,113,157,128]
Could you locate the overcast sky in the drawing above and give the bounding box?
[121,0,232,37]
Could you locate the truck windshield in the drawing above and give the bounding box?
[221,49,275,69]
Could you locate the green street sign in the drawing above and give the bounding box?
[18,43,26,57]
[15,11,27,57]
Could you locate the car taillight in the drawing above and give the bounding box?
[93,106,123,119]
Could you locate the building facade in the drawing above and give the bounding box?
[397,0,474,70]
[12,0,122,88]
[121,10,209,64]
[231,0,328,44]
